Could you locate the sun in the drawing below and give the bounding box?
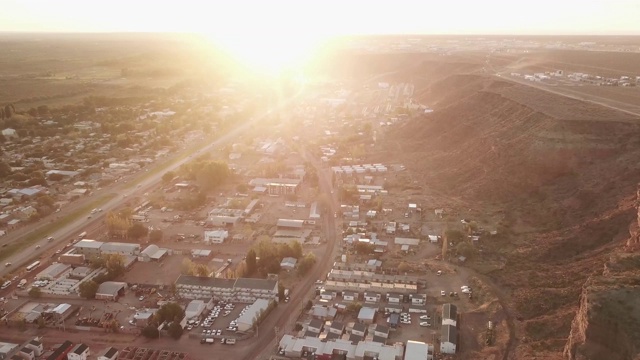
[206,32,325,75]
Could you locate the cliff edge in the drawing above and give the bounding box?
[564,185,640,360]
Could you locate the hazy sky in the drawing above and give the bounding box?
[1,0,638,36]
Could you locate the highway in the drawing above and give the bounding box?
[0,95,301,280]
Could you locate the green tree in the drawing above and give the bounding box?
[346,302,362,313]
[278,283,285,301]
[149,229,163,243]
[104,253,125,277]
[246,249,257,276]
[128,223,149,239]
[455,241,476,258]
[29,287,42,298]
[445,229,465,244]
[142,325,160,339]
[167,321,184,339]
[297,253,316,275]
[79,280,99,299]
[37,316,46,328]
[156,302,185,324]
[291,241,303,259]
[305,300,313,310]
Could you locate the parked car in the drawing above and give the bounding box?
[419,315,431,320]
[419,322,432,327]
[440,290,446,296]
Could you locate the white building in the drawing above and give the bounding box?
[100,242,140,256]
[404,340,434,360]
[97,347,118,360]
[67,343,90,360]
[204,230,229,244]
[236,298,271,332]
[175,275,278,303]
[440,325,457,354]
[280,257,297,271]
[185,300,206,320]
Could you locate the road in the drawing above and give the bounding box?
[243,150,339,360]
[0,95,302,280]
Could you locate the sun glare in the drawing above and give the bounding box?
[207,32,326,75]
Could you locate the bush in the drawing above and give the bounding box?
[142,325,160,339]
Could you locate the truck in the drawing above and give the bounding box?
[284,289,290,302]
[17,279,27,288]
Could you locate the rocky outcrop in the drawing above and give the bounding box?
[564,189,640,360]
[625,184,640,250]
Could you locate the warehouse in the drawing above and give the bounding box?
[95,281,127,301]
[35,263,70,280]
[236,298,272,332]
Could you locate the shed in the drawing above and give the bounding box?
[185,300,206,320]
[357,307,376,324]
[95,281,127,301]
[280,257,297,271]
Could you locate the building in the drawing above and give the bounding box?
[207,215,240,228]
[35,263,71,280]
[26,340,43,357]
[97,347,118,360]
[388,313,400,329]
[0,342,18,360]
[357,307,376,324]
[73,240,104,257]
[100,242,140,256]
[203,230,229,244]
[279,335,404,360]
[236,298,271,332]
[310,305,338,321]
[175,275,278,303]
[440,325,457,354]
[307,318,324,334]
[342,291,359,302]
[19,347,35,360]
[132,309,156,327]
[138,245,167,262]
[67,344,89,360]
[248,178,300,195]
[185,300,206,320]
[280,257,297,271]
[95,281,126,301]
[45,341,73,360]
[403,340,434,360]
[309,202,321,219]
[351,323,367,338]
[277,219,304,229]
[442,303,457,326]
[411,294,426,305]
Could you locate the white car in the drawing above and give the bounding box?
[440,290,446,296]
[400,320,411,324]
[462,288,472,294]
[419,322,432,327]
[419,315,431,320]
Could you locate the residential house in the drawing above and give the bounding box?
[307,319,324,334]
[329,321,345,336]
[19,347,35,360]
[67,344,89,360]
[364,292,380,303]
[280,257,297,271]
[342,291,359,302]
[45,341,73,360]
[310,305,338,321]
[26,340,43,357]
[351,322,367,337]
[97,347,118,360]
[387,293,403,304]
[357,307,376,324]
[411,294,426,305]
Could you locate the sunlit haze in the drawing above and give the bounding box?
[1,0,639,72]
